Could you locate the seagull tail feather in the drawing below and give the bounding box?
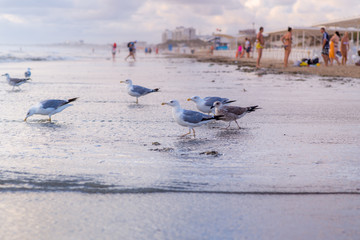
[224,100,236,104]
[152,88,160,92]
[247,105,260,112]
[201,115,224,122]
[68,98,78,103]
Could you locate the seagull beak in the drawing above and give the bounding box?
[120,81,125,83]
[161,102,167,105]
[24,117,27,122]
[210,106,214,109]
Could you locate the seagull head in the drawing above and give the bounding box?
[161,100,180,107]
[24,107,36,121]
[187,96,201,103]
[120,79,132,85]
[2,73,10,77]
[211,101,223,109]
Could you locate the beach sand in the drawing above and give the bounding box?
[1,49,359,239]
[174,53,360,79]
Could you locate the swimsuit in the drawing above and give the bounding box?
[256,42,264,49]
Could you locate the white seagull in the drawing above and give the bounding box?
[162,100,222,137]
[211,101,260,129]
[2,73,31,90]
[187,96,235,114]
[120,79,159,104]
[24,68,32,78]
[24,98,78,122]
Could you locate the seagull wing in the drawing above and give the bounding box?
[132,85,153,95]
[41,100,68,110]
[181,110,210,123]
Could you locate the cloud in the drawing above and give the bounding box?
[0,0,358,44]
[0,14,25,24]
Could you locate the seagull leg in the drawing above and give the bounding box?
[48,116,52,122]
[235,120,241,129]
[192,129,196,137]
[181,129,192,137]
[225,122,231,129]
[136,98,139,104]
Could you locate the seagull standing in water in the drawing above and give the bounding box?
[120,79,159,104]
[2,73,31,90]
[24,98,78,122]
[211,101,260,129]
[24,68,32,78]
[162,100,222,137]
[187,96,236,114]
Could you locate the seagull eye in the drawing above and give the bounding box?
[170,101,173,104]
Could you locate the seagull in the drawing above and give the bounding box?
[162,100,223,137]
[120,79,159,104]
[24,98,78,122]
[187,96,236,114]
[2,73,31,90]
[211,101,260,129]
[24,68,32,78]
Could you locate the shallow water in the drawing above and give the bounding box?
[0,46,360,239]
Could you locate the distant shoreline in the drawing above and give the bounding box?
[167,52,360,79]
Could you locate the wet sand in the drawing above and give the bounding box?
[1,50,360,239]
[173,53,360,78]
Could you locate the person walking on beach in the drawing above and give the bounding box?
[112,42,117,60]
[280,27,292,67]
[329,31,341,66]
[320,27,330,66]
[341,32,350,65]
[125,41,136,61]
[245,38,251,58]
[256,27,265,68]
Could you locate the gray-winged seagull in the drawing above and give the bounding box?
[120,79,159,104]
[24,98,78,122]
[162,99,222,137]
[187,96,235,114]
[2,73,31,90]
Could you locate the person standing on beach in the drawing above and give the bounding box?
[329,31,340,66]
[236,44,242,58]
[320,27,330,66]
[280,27,292,67]
[112,42,117,60]
[341,32,350,65]
[245,38,251,58]
[125,41,136,61]
[256,27,265,68]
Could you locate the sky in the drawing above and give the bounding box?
[0,0,359,44]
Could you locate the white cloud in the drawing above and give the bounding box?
[0,0,358,44]
[0,14,25,24]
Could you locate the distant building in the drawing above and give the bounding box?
[162,27,197,42]
[162,29,173,43]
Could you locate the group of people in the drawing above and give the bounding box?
[255,26,351,68]
[320,28,350,66]
[235,38,252,59]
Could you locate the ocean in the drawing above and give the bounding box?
[0,44,359,240]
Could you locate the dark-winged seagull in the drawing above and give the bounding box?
[24,98,78,122]
[120,79,159,104]
[2,73,31,90]
[211,101,260,129]
[187,96,235,114]
[162,100,222,137]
